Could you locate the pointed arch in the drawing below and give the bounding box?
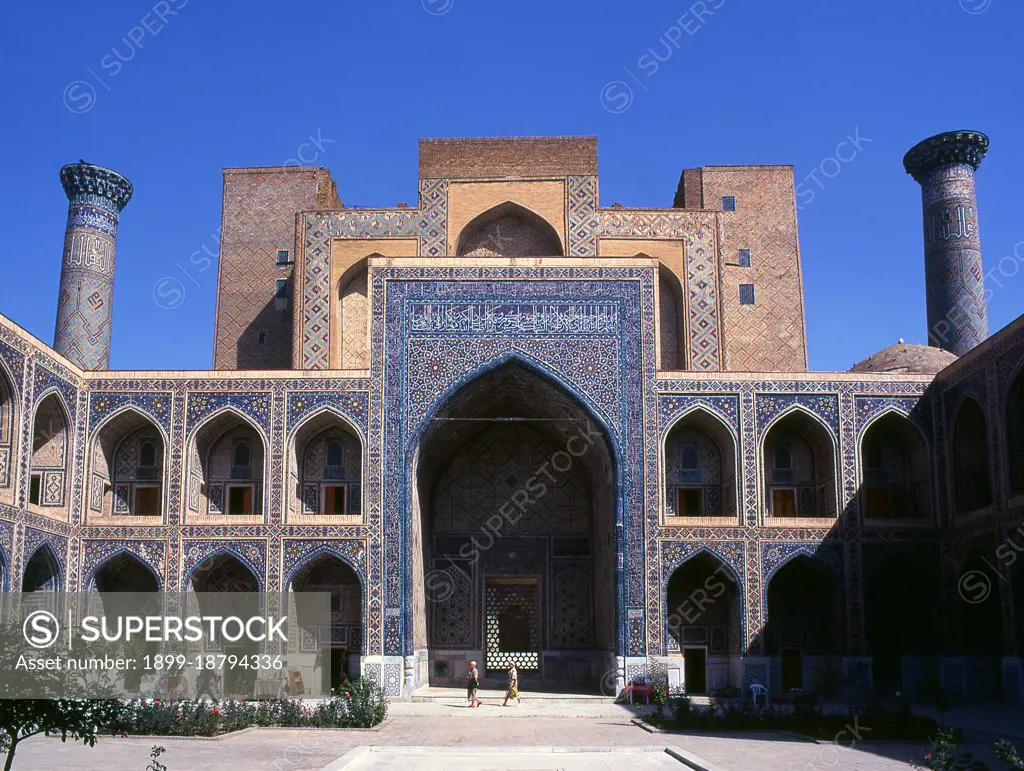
[455,201,564,257]
[0,358,18,490]
[338,255,375,369]
[655,261,686,370]
[662,406,738,520]
[859,409,932,521]
[952,396,992,513]
[89,406,166,518]
[287,408,365,518]
[663,549,743,679]
[411,355,620,684]
[765,552,844,683]
[90,549,162,592]
[185,548,263,592]
[761,406,838,519]
[186,407,268,518]
[22,542,62,592]
[1006,362,1024,497]
[29,392,71,509]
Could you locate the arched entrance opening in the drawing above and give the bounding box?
[93,552,161,692]
[765,555,842,694]
[1007,369,1024,497]
[864,549,942,697]
[90,410,165,518]
[411,361,617,690]
[957,551,1005,700]
[664,409,738,520]
[190,554,260,696]
[0,364,16,495]
[288,412,363,518]
[953,399,992,513]
[860,413,931,520]
[29,394,70,511]
[665,552,741,694]
[186,412,266,518]
[763,411,837,519]
[291,555,362,694]
[22,544,61,592]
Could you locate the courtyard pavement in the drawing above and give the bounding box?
[4,698,1011,770]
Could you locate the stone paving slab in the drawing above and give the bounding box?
[4,713,1000,770]
[322,746,688,770]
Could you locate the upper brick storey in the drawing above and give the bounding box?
[419,136,598,178]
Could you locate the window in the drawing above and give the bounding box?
[676,488,703,517]
[772,488,797,518]
[324,485,346,515]
[276,249,291,266]
[134,486,160,516]
[232,440,251,469]
[774,444,793,471]
[738,248,751,268]
[227,485,254,515]
[139,441,157,468]
[257,330,268,345]
[865,487,890,519]
[722,196,736,212]
[29,474,41,505]
[680,442,699,471]
[864,436,883,469]
[275,279,288,299]
[326,441,344,469]
[347,484,361,515]
[739,284,755,305]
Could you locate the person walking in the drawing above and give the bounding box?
[502,661,521,706]
[467,660,483,708]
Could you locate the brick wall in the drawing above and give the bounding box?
[695,166,808,372]
[213,167,337,370]
[419,137,597,179]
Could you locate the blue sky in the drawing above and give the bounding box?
[1,0,1021,371]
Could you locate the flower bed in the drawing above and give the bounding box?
[647,695,939,741]
[106,678,388,737]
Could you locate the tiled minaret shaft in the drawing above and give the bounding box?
[903,130,989,356]
[54,162,133,370]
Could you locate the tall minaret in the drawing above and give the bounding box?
[54,162,133,370]
[903,130,989,356]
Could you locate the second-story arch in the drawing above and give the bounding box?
[456,202,564,257]
[187,409,267,517]
[89,408,166,518]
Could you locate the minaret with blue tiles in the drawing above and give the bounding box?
[903,130,989,356]
[54,162,133,370]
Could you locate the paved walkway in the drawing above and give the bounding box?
[4,700,1008,770]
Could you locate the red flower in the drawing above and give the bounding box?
[344,692,351,698]
[924,753,933,761]
[155,700,161,705]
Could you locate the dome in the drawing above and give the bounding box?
[849,343,958,375]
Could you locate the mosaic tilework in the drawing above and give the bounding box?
[281,539,367,586]
[89,391,173,434]
[23,527,68,588]
[298,180,448,369]
[376,267,650,659]
[80,539,165,589]
[660,540,747,654]
[598,210,721,370]
[566,176,598,257]
[180,540,266,591]
[919,164,988,355]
